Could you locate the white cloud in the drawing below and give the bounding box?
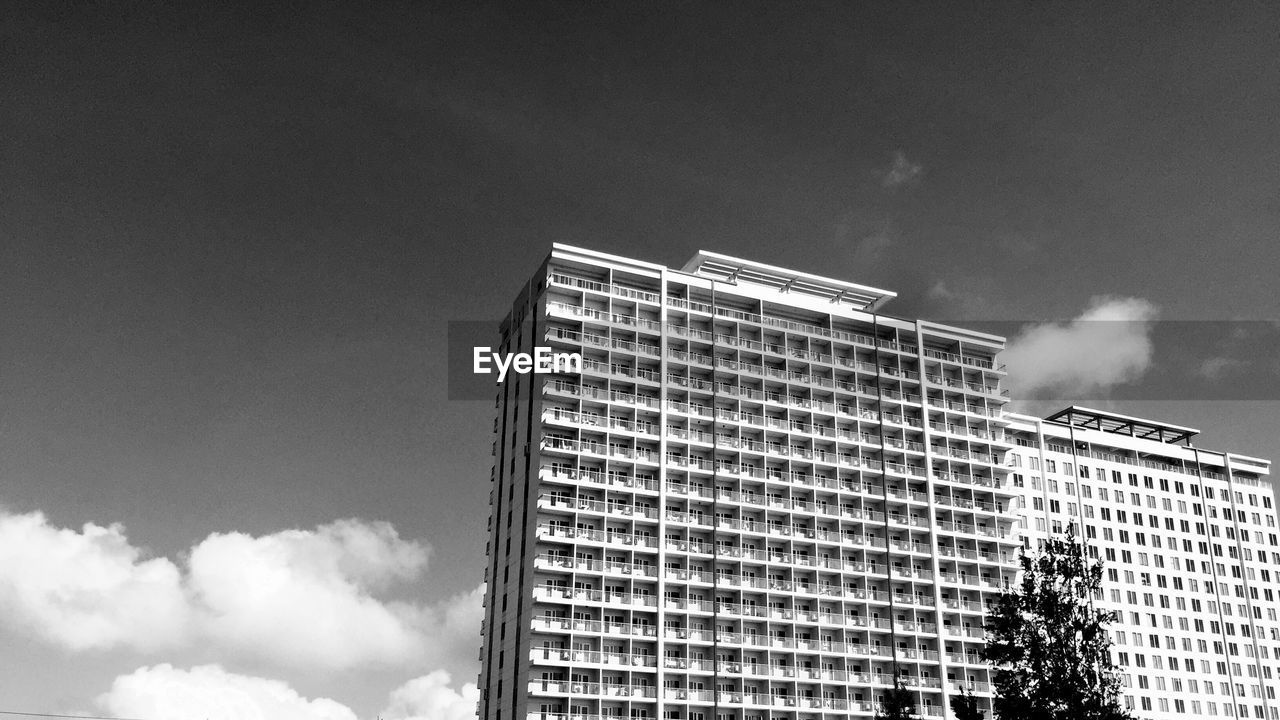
[927,280,955,303]
[923,279,998,320]
[854,231,893,264]
[1002,296,1160,398]
[382,670,481,720]
[1198,355,1246,381]
[189,520,429,670]
[0,510,190,652]
[96,665,483,720]
[0,509,484,673]
[408,585,486,671]
[98,664,358,720]
[882,150,922,187]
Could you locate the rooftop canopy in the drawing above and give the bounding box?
[1045,406,1199,446]
[681,250,897,313]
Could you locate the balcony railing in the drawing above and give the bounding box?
[539,465,657,491]
[543,409,659,436]
[666,297,920,355]
[548,272,660,303]
[543,380,660,408]
[923,347,1001,371]
[537,495,658,520]
[536,525,658,548]
[540,438,659,463]
[531,616,657,637]
[532,585,657,607]
[528,680,658,698]
[546,302,662,330]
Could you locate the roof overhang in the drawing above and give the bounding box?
[1045,406,1199,446]
[681,250,897,313]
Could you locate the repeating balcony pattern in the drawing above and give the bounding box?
[486,254,1019,720]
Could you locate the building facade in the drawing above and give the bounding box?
[1004,408,1280,719]
[477,244,1278,720]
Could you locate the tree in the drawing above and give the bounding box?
[983,530,1132,720]
[951,685,983,720]
[876,673,917,720]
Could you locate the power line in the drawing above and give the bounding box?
[0,711,148,720]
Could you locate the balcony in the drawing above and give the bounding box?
[922,347,1002,371]
[937,546,1013,565]
[931,470,1004,491]
[937,571,1005,591]
[545,302,663,332]
[537,496,658,520]
[527,680,658,698]
[579,358,661,383]
[942,624,987,639]
[542,381,660,408]
[531,616,657,638]
[933,519,1006,541]
[547,271,660,304]
[535,525,659,549]
[704,632,897,656]
[925,397,999,417]
[532,585,658,608]
[529,647,657,667]
[544,408,658,435]
[539,437,659,464]
[539,465,658,492]
[940,597,987,612]
[533,553,658,577]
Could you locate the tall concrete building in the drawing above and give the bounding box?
[1005,408,1279,719]
[477,244,1278,720]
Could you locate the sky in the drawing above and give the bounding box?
[1,1,1279,718]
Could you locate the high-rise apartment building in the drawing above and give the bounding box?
[1004,408,1279,719]
[477,244,1278,720]
[480,244,1017,720]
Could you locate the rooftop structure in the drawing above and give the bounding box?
[1044,406,1200,446]
[680,250,898,313]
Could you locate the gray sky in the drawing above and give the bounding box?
[2,1,1279,717]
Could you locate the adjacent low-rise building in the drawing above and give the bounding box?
[1006,408,1278,719]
